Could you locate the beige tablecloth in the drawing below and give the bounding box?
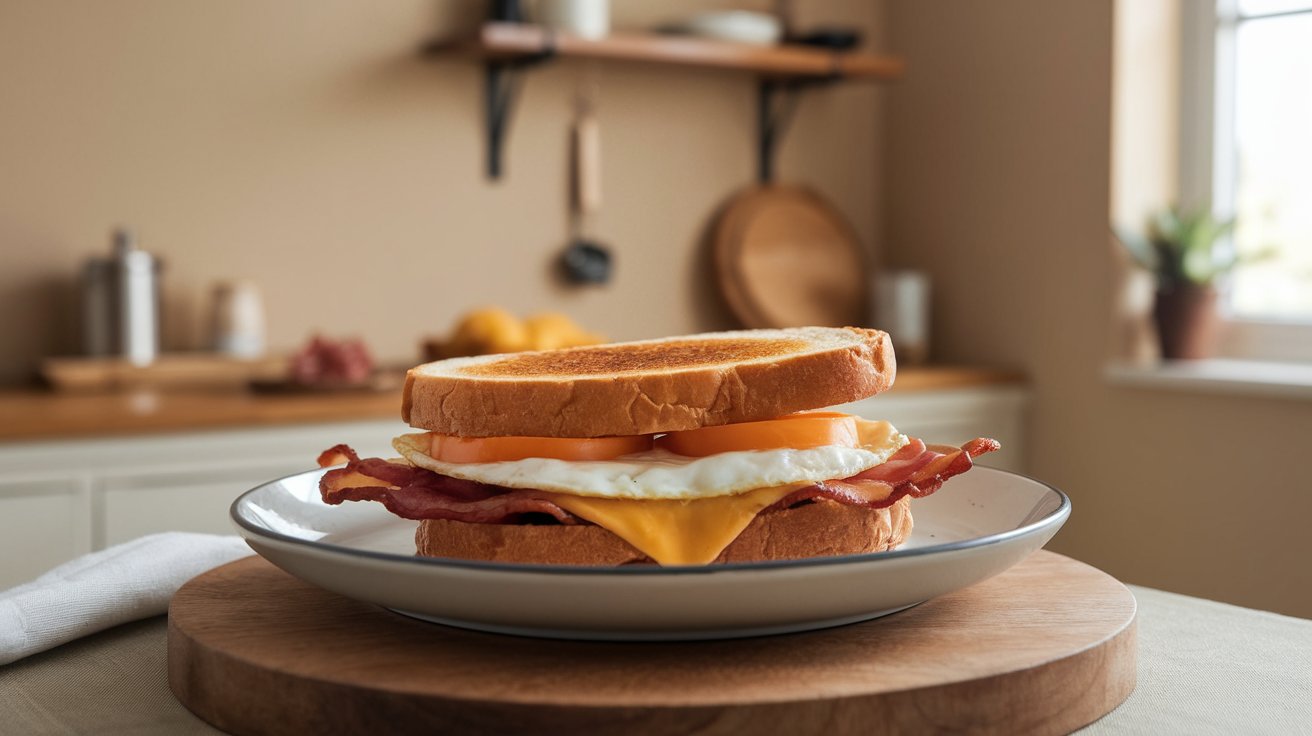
[1,586,1308,735]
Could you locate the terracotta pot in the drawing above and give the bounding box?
[1153,285,1220,360]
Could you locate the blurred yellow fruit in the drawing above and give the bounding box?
[426,308,605,360]
[524,312,604,351]
[447,307,529,356]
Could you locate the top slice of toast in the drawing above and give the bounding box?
[402,327,895,437]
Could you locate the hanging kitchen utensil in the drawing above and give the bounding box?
[558,73,612,285]
[712,184,867,328]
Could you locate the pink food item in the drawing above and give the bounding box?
[289,336,374,386]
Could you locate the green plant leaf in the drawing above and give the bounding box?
[1111,226,1158,271]
[1135,204,1243,286]
[1182,240,1217,283]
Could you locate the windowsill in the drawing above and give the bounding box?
[1105,359,1312,400]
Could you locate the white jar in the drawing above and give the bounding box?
[537,0,609,39]
[873,270,931,365]
[210,281,266,358]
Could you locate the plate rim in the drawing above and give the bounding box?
[231,465,1071,577]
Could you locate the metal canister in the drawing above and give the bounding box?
[80,256,116,356]
[111,229,161,366]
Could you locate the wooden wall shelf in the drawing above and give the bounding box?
[428,22,906,81]
[425,22,906,181]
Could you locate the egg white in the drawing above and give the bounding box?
[391,419,907,500]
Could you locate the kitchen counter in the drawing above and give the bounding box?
[0,365,1025,443]
[1,582,1307,734]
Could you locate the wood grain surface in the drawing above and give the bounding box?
[168,551,1135,735]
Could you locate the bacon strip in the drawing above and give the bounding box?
[317,444,579,524]
[767,437,1000,512]
[316,438,1000,525]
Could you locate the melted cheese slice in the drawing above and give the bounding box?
[549,484,804,565]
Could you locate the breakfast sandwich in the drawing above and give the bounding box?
[317,327,998,566]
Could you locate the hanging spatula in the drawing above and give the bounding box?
[559,88,612,285]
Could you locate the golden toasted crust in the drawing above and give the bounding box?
[402,327,895,437]
[413,497,913,566]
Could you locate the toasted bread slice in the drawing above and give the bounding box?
[402,327,894,437]
[415,497,912,565]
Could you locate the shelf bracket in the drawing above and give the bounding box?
[757,70,844,184]
[485,47,555,180]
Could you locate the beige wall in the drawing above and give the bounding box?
[885,1,1312,618]
[0,0,885,384]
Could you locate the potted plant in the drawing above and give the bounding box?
[1114,206,1250,360]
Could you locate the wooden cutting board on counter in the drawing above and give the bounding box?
[168,551,1136,735]
[41,353,287,391]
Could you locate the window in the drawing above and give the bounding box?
[1182,0,1312,361]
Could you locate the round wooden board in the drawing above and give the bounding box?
[169,550,1136,735]
[713,185,869,329]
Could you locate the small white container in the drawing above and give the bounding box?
[210,281,266,358]
[537,0,609,39]
[874,270,931,364]
[112,229,161,367]
[683,11,783,46]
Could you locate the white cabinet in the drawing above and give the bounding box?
[0,386,1028,589]
[100,463,305,546]
[0,419,406,589]
[0,478,91,589]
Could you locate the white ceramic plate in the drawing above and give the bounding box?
[231,467,1069,641]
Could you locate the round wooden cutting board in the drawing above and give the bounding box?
[168,551,1136,735]
[713,185,869,329]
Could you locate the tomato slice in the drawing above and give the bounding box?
[657,412,860,457]
[428,432,653,463]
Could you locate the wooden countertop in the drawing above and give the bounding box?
[0,366,1025,443]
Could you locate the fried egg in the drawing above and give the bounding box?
[392,419,907,500]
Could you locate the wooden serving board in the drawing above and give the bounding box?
[169,551,1136,735]
[713,185,868,330]
[41,353,288,391]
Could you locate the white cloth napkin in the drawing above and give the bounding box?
[0,532,252,666]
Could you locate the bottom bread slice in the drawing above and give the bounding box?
[414,496,913,566]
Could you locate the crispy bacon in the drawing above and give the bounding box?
[767,437,1000,512]
[316,437,1000,525]
[317,444,579,524]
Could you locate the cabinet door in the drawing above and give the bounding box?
[0,478,89,589]
[99,461,304,547]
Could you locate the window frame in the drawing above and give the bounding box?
[1179,0,1312,363]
